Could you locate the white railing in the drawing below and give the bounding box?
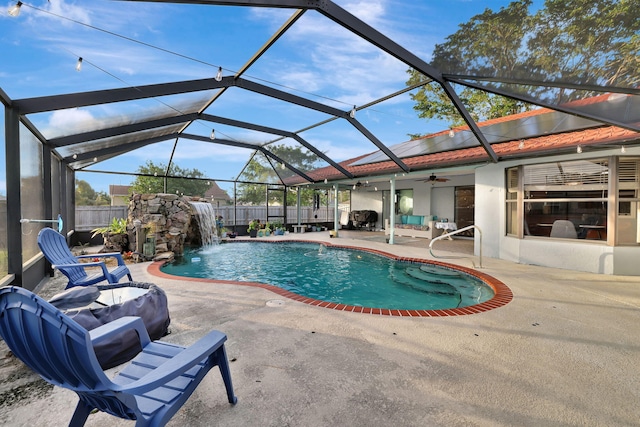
[429,225,482,268]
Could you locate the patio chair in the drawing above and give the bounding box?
[37,227,133,289]
[550,220,578,239]
[0,286,237,427]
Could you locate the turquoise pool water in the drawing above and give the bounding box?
[161,242,494,310]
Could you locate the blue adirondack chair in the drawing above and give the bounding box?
[37,227,133,288]
[0,286,237,427]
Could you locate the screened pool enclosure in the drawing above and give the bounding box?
[1,0,638,285]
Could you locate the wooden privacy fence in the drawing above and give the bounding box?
[75,205,337,231]
[75,206,128,231]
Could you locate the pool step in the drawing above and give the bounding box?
[392,267,462,298]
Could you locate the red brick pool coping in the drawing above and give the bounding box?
[148,240,513,317]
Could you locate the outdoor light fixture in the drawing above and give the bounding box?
[577,145,583,154]
[93,157,97,162]
[72,154,77,159]
[449,129,455,138]
[75,57,83,72]
[324,178,327,184]
[8,2,22,17]
[210,129,216,140]
[621,145,626,153]
[519,139,525,149]
[349,105,356,118]
[215,67,223,82]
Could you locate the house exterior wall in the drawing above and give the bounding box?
[351,191,383,229]
[412,183,430,215]
[111,195,130,206]
[475,148,640,275]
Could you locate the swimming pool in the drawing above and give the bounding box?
[158,241,508,313]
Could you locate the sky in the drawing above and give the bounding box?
[0,0,542,196]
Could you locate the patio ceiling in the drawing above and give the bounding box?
[3,0,639,189]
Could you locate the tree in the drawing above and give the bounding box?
[237,145,321,206]
[406,0,638,129]
[407,0,534,127]
[75,179,110,206]
[526,0,639,96]
[130,161,210,197]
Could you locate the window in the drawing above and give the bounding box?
[507,159,609,241]
[505,167,518,236]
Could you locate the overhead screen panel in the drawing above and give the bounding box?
[30,91,215,140]
[207,85,332,132]
[237,151,284,185]
[262,138,330,181]
[431,0,638,129]
[58,124,185,162]
[171,138,255,183]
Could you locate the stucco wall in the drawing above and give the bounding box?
[350,191,383,229]
[475,155,637,275]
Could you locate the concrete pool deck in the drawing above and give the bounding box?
[2,231,640,426]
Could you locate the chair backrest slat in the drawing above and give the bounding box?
[38,228,88,282]
[0,287,109,390]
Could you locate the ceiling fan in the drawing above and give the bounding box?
[352,181,375,190]
[419,174,450,183]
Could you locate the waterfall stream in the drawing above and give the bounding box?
[189,202,219,247]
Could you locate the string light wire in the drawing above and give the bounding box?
[17,2,364,113]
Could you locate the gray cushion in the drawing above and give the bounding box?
[48,285,100,310]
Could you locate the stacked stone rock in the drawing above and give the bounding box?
[127,193,210,258]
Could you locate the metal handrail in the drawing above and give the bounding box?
[429,225,482,268]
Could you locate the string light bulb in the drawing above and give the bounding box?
[8,2,22,17]
[75,57,83,72]
[72,154,78,160]
[210,129,216,140]
[215,67,223,82]
[349,105,356,119]
[93,157,98,162]
[576,145,582,154]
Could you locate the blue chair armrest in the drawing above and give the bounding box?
[89,316,151,347]
[116,330,228,394]
[55,261,112,276]
[78,252,126,265]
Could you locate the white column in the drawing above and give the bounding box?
[333,184,339,237]
[296,187,301,226]
[389,177,396,244]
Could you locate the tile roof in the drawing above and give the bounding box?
[286,109,638,185]
[109,185,131,196]
[204,181,231,200]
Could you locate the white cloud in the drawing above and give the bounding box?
[44,0,92,26]
[46,108,99,136]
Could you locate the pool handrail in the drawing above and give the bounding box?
[429,225,482,268]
